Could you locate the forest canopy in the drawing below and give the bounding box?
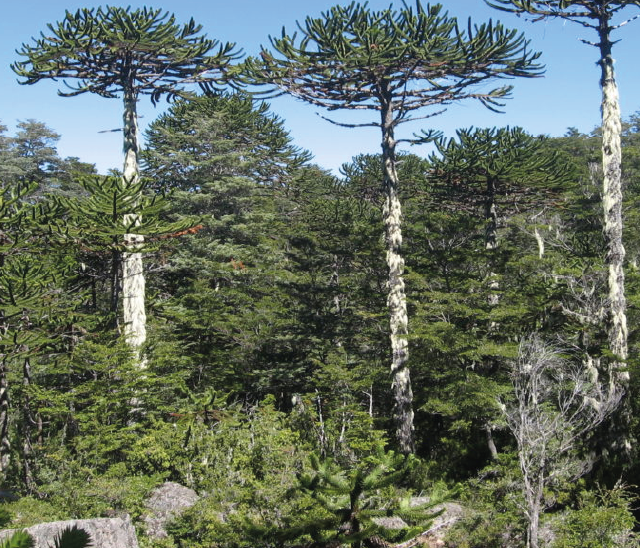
[2,2,640,548]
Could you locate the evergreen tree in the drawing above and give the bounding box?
[143,93,312,400]
[0,120,96,200]
[12,6,241,364]
[428,127,572,252]
[255,449,446,548]
[54,175,197,331]
[243,1,542,453]
[0,180,76,492]
[143,92,310,192]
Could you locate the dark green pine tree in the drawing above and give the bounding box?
[0,180,77,492]
[0,120,95,201]
[12,6,241,363]
[142,93,312,400]
[414,127,573,465]
[428,127,572,253]
[243,1,542,453]
[54,174,197,334]
[143,92,311,192]
[284,158,392,457]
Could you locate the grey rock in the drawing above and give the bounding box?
[372,500,464,542]
[372,515,409,529]
[430,502,464,530]
[143,481,199,539]
[0,516,138,548]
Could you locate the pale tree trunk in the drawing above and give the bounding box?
[381,98,414,454]
[598,21,628,393]
[21,354,36,493]
[485,176,500,309]
[484,177,498,253]
[0,356,9,480]
[122,86,147,366]
[485,424,498,460]
[526,487,542,548]
[0,312,9,480]
[483,177,500,457]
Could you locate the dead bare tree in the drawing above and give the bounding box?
[501,335,622,548]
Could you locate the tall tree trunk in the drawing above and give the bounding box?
[598,20,628,392]
[485,176,500,309]
[0,356,9,481]
[122,85,147,365]
[21,354,36,493]
[0,311,9,481]
[484,176,500,456]
[380,98,414,454]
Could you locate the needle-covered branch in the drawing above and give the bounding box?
[12,6,242,105]
[243,2,542,124]
[486,0,640,23]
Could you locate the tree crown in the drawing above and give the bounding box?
[12,6,241,104]
[243,1,542,126]
[429,126,572,184]
[485,1,640,30]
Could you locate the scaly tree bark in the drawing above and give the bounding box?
[12,6,240,363]
[486,0,640,415]
[244,2,542,452]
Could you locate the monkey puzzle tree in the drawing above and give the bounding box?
[12,6,240,362]
[244,1,542,453]
[424,127,573,459]
[485,0,640,407]
[428,127,571,253]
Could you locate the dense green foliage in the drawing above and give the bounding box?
[4,2,640,548]
[2,104,638,547]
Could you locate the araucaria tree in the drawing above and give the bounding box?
[244,2,542,453]
[486,0,640,408]
[12,6,240,363]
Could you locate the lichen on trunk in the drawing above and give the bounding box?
[381,101,414,454]
[598,20,628,392]
[121,86,147,364]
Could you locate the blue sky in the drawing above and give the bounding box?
[2,0,640,175]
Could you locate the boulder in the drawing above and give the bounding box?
[142,481,199,539]
[0,516,138,548]
[372,499,465,547]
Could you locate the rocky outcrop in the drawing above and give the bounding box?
[142,481,200,539]
[0,516,138,548]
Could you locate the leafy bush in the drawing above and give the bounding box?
[553,485,639,548]
[445,453,525,548]
[0,498,66,529]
